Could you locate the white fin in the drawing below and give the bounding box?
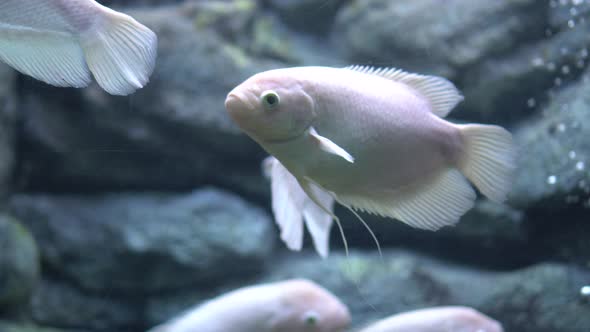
[346,65,463,118]
[309,127,354,163]
[300,179,335,258]
[338,169,476,230]
[0,29,92,89]
[0,1,156,95]
[265,157,305,251]
[264,157,336,257]
[457,124,515,202]
[81,5,157,95]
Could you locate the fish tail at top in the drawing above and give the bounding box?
[80,5,157,95]
[456,124,516,203]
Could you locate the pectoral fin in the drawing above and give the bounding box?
[309,128,354,163]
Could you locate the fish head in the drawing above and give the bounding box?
[271,279,351,332]
[225,69,316,143]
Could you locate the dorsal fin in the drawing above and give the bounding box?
[345,65,463,118]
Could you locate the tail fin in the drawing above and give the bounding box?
[81,6,157,95]
[457,124,515,202]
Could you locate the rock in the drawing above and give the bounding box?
[458,12,590,124]
[264,250,590,332]
[0,215,40,308]
[29,278,140,332]
[0,321,73,332]
[510,72,590,210]
[334,0,546,78]
[267,0,348,34]
[9,188,275,293]
[0,64,16,199]
[549,0,590,29]
[16,4,279,198]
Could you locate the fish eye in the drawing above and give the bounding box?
[261,90,280,110]
[303,311,319,326]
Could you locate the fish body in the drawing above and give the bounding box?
[0,0,157,95]
[260,67,460,198]
[149,279,351,332]
[225,66,514,257]
[358,306,503,332]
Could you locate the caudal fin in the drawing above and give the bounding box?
[457,124,515,202]
[81,6,157,95]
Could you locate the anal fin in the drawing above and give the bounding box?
[338,169,476,230]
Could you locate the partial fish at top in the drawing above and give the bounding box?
[225,66,516,258]
[0,0,157,95]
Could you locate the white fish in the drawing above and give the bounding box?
[0,0,157,95]
[225,66,515,257]
[358,306,504,332]
[148,279,351,332]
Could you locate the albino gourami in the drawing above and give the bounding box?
[0,0,157,95]
[358,306,503,332]
[148,279,351,332]
[225,66,515,257]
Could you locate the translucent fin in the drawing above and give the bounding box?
[338,169,476,230]
[309,127,354,163]
[457,124,515,202]
[301,180,335,258]
[0,29,91,88]
[346,65,463,118]
[265,157,338,257]
[81,5,157,95]
[265,157,305,251]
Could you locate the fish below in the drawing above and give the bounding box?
[225,65,515,257]
[148,279,351,332]
[358,306,503,332]
[0,0,157,95]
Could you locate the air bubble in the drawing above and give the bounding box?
[532,57,544,67]
[580,48,588,58]
[569,151,577,159]
[576,161,585,171]
[557,123,567,132]
[547,62,557,71]
[572,0,584,5]
[547,175,557,185]
[555,77,563,86]
[570,7,579,16]
[562,65,571,74]
[527,98,536,108]
[560,47,570,55]
[568,19,576,28]
[582,286,590,297]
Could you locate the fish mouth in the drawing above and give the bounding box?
[224,92,244,111]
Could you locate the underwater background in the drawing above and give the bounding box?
[1,0,590,331]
